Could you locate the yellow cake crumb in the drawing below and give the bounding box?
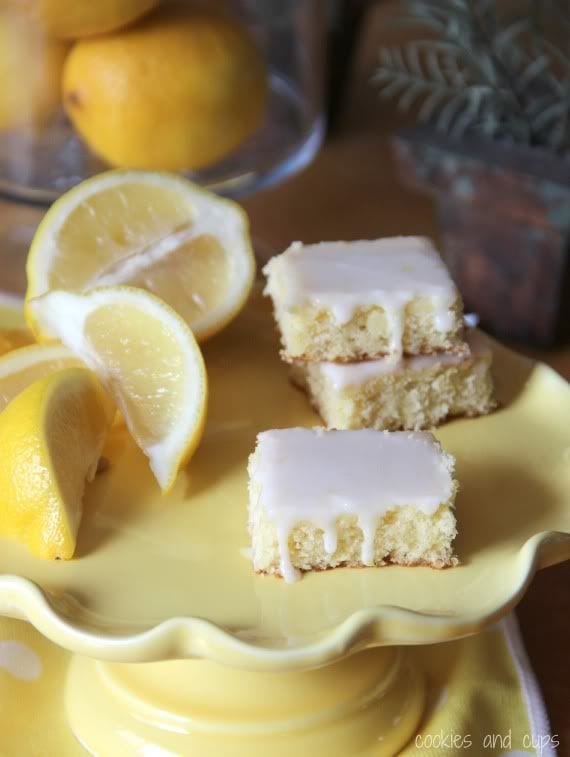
[248,428,459,580]
[290,332,496,431]
[263,238,467,362]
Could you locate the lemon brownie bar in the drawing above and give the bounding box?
[290,331,496,431]
[263,237,465,362]
[248,428,458,582]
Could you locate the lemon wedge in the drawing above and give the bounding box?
[25,170,256,343]
[0,368,113,559]
[0,342,80,413]
[29,286,208,491]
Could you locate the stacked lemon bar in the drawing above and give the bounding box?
[263,237,495,431]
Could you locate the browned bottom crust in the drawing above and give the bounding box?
[256,554,460,579]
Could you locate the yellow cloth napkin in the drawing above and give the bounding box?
[0,613,557,756]
[402,614,557,757]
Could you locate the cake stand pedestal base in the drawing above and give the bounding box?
[65,647,425,756]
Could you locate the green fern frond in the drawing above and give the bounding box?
[517,55,551,94]
[492,17,529,52]
[374,0,570,152]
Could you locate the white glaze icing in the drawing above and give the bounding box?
[251,428,454,582]
[317,330,489,389]
[264,238,457,355]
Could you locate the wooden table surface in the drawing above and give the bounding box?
[0,2,568,752]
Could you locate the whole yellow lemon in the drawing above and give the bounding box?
[4,0,160,39]
[62,7,267,171]
[0,12,67,129]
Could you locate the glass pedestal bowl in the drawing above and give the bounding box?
[0,0,324,204]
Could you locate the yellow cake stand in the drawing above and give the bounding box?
[0,293,569,756]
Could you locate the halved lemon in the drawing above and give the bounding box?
[29,286,208,491]
[25,170,256,343]
[0,367,113,559]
